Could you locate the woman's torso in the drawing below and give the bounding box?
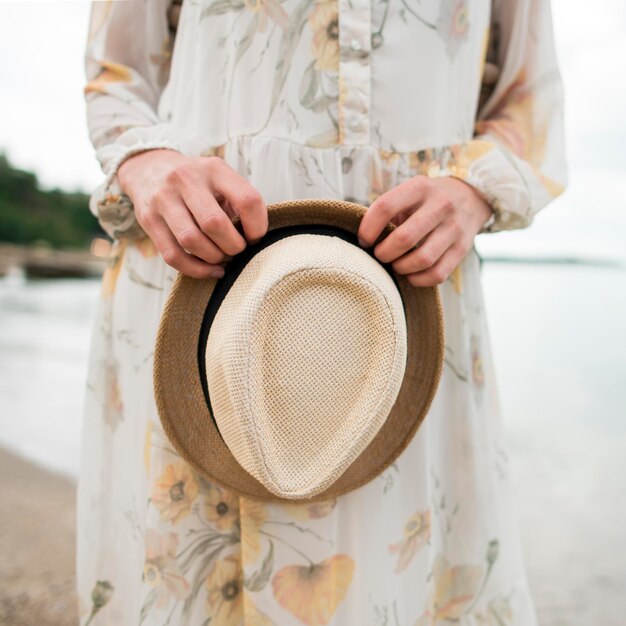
[160,0,491,155]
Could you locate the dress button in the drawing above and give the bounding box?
[349,37,363,52]
[348,116,361,132]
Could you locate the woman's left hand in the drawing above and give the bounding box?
[357,175,495,287]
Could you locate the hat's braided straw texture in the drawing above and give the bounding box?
[205,234,407,498]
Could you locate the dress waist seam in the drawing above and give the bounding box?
[195,130,475,157]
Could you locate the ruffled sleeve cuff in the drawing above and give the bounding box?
[89,123,208,240]
[448,138,566,235]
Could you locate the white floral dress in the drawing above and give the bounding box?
[77,0,567,624]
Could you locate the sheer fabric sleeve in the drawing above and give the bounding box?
[84,0,188,239]
[449,0,568,234]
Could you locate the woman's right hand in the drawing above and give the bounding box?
[117,149,268,278]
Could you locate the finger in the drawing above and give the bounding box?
[207,160,268,243]
[358,176,432,248]
[166,158,249,255]
[149,215,226,279]
[405,243,463,288]
[178,183,248,256]
[391,219,459,275]
[374,197,448,263]
[160,196,231,265]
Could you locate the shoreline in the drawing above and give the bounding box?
[0,446,78,626]
[0,241,106,279]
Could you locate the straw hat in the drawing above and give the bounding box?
[153,198,445,502]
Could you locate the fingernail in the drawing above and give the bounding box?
[223,255,233,262]
[358,237,368,247]
[211,268,224,278]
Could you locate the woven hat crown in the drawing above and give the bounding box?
[205,233,408,499]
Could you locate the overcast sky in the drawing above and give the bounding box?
[0,0,625,261]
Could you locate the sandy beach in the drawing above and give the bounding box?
[0,446,78,626]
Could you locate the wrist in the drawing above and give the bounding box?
[117,148,185,197]
[445,175,494,234]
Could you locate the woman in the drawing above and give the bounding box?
[77,0,566,624]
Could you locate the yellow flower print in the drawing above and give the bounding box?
[539,171,566,199]
[472,74,565,198]
[151,461,199,525]
[474,68,550,169]
[408,147,453,178]
[447,141,495,182]
[388,510,431,573]
[367,159,396,206]
[407,151,425,175]
[470,334,484,388]
[338,77,347,145]
[279,497,337,521]
[414,554,484,625]
[200,143,227,159]
[101,238,128,298]
[244,0,290,33]
[144,420,153,474]
[204,484,240,532]
[308,0,339,72]
[478,26,490,81]
[450,264,463,294]
[103,358,123,430]
[240,497,267,565]
[244,597,274,626]
[132,235,159,258]
[338,76,369,145]
[84,59,133,95]
[205,554,244,626]
[143,529,190,609]
[272,554,355,625]
[378,148,401,168]
[475,67,532,157]
[475,106,532,162]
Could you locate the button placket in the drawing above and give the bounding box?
[349,37,363,52]
[338,0,371,145]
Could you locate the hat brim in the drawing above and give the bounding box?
[153,198,445,502]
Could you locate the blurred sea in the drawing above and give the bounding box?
[0,256,625,625]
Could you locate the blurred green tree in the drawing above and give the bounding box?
[0,152,106,249]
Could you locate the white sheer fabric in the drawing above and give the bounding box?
[77,0,567,624]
